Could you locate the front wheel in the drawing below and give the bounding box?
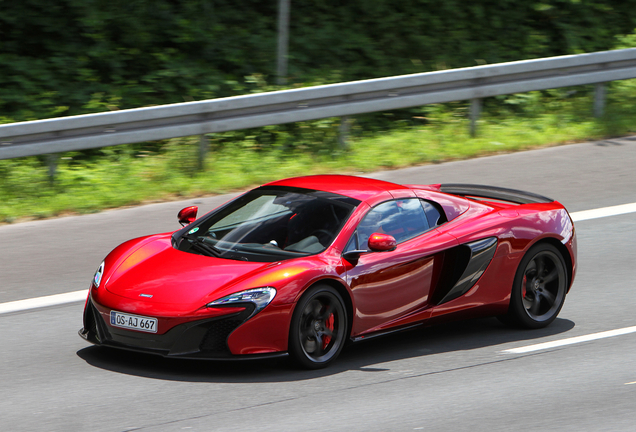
[288,285,347,369]
[504,243,568,329]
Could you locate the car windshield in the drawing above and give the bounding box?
[176,187,359,262]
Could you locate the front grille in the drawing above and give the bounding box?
[86,304,98,337]
[87,301,111,343]
[86,298,257,358]
[199,304,255,355]
[199,318,245,355]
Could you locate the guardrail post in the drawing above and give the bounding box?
[276,0,290,85]
[594,83,606,117]
[470,98,482,137]
[339,116,350,148]
[198,134,208,171]
[47,153,58,184]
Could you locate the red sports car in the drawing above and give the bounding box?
[80,175,576,368]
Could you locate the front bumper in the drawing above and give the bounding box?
[79,298,286,360]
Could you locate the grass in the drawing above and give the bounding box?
[1,83,635,224]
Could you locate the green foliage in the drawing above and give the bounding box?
[0,0,279,119]
[2,0,636,121]
[615,27,636,50]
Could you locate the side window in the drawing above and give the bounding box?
[352,198,431,250]
[420,200,446,227]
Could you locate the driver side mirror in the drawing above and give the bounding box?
[178,206,198,226]
[342,232,397,262]
[368,233,397,252]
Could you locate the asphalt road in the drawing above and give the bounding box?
[2,136,636,431]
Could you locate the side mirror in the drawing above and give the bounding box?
[178,206,198,226]
[368,233,397,252]
[342,233,397,262]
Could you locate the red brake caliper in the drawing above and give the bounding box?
[522,275,527,298]
[322,313,335,349]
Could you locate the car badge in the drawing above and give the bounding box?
[188,227,199,234]
[139,294,153,298]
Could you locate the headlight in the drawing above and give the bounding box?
[207,287,276,317]
[93,261,105,288]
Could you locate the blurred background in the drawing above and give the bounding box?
[1,0,636,222]
[3,4,636,431]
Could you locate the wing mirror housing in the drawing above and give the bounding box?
[368,233,397,252]
[178,206,198,226]
[342,233,397,262]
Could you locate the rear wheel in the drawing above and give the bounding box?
[289,285,347,369]
[504,243,567,329]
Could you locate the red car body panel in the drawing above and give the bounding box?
[265,174,410,202]
[345,230,458,335]
[81,174,576,359]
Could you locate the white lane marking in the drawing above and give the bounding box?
[0,289,88,315]
[570,202,636,222]
[503,326,636,354]
[0,202,634,315]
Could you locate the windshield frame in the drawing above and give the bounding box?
[172,186,360,262]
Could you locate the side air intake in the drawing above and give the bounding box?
[434,237,498,305]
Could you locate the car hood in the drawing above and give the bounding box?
[104,235,272,306]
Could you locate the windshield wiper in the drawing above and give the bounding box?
[183,235,222,257]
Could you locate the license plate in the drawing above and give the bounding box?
[110,311,158,333]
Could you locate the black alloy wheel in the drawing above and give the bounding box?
[289,285,347,369]
[505,243,568,329]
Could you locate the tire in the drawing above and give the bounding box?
[504,243,568,329]
[288,284,348,369]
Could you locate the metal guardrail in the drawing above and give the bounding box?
[1,48,636,160]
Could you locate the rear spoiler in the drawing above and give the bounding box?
[439,184,554,205]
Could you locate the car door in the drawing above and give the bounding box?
[343,198,458,335]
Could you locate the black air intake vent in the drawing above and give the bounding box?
[432,237,498,305]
